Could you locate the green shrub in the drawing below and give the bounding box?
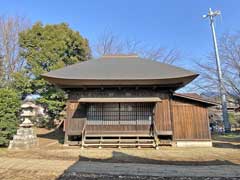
[0,88,21,146]
[228,112,236,126]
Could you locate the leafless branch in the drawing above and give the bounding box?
[193,32,240,101]
[93,30,180,64]
[0,15,30,82]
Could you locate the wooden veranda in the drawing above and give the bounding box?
[66,102,160,148]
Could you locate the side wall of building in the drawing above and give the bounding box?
[171,97,211,143]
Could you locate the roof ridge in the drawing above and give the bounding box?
[102,54,138,58]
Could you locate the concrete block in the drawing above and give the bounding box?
[176,141,212,147]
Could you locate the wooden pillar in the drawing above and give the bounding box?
[169,94,175,141]
[64,100,80,145]
[154,94,172,134]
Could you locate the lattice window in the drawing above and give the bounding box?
[86,103,154,125]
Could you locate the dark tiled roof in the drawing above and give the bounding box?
[42,55,197,80]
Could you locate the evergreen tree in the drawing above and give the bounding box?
[18,22,91,122]
[0,88,21,146]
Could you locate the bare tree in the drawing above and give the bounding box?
[95,31,124,55]
[0,15,30,83]
[194,32,240,102]
[94,31,180,64]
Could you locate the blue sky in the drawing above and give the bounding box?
[1,0,240,69]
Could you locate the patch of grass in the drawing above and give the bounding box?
[212,131,240,143]
[220,133,240,138]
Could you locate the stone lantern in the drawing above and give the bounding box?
[8,101,38,149]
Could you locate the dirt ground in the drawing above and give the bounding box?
[0,128,239,180]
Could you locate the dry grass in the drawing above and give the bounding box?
[0,128,239,179]
[1,128,239,165]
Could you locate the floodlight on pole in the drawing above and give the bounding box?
[203,8,231,133]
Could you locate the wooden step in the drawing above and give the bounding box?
[82,135,156,148]
[84,139,154,142]
[68,138,172,148]
[85,134,153,137]
[159,139,172,146]
[84,143,155,146]
[67,133,166,148]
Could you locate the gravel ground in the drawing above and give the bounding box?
[59,173,240,180]
[60,161,240,178]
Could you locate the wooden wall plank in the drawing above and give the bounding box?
[172,97,211,140]
[154,94,172,134]
[66,101,87,135]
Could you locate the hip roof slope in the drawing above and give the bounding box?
[42,56,197,80]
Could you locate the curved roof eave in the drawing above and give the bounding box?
[42,74,198,88]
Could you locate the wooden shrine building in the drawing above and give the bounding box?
[42,55,216,148]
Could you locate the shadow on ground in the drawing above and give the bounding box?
[213,141,240,149]
[56,151,239,180]
[212,131,240,149]
[77,151,237,166]
[37,128,65,144]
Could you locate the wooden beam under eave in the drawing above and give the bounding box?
[78,97,162,103]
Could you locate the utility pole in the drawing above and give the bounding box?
[203,8,231,133]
